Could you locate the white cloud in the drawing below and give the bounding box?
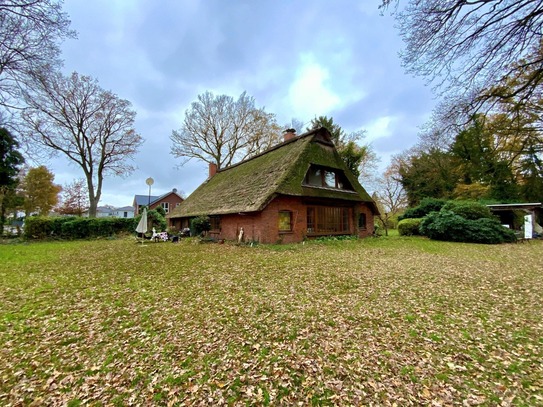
[288,56,341,119]
[364,116,395,143]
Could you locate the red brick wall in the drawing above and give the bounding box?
[208,195,375,244]
[212,212,263,242]
[356,203,375,239]
[170,195,375,243]
[150,193,183,215]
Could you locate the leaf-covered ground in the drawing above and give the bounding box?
[0,237,542,406]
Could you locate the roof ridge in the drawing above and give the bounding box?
[216,127,323,174]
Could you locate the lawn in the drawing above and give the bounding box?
[1,236,542,406]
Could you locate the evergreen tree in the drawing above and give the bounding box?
[0,127,25,228]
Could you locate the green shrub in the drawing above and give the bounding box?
[442,201,494,220]
[24,216,54,239]
[25,216,135,240]
[50,217,69,236]
[399,198,447,220]
[419,210,516,244]
[471,218,517,244]
[88,218,120,237]
[62,218,90,239]
[398,218,423,236]
[139,209,167,232]
[191,216,211,236]
[111,218,135,235]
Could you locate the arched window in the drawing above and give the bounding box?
[279,210,293,232]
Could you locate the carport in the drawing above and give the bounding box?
[487,203,542,238]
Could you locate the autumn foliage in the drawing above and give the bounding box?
[0,238,541,405]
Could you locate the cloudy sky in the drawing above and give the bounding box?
[48,0,435,207]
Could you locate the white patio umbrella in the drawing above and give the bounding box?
[135,207,148,245]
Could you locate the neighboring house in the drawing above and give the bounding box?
[133,194,159,215]
[83,206,113,218]
[133,189,184,216]
[168,127,379,244]
[111,206,135,219]
[82,205,135,218]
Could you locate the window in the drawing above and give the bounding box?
[304,166,354,190]
[161,202,169,213]
[210,216,221,231]
[307,206,350,234]
[123,211,128,218]
[324,171,336,188]
[307,168,322,186]
[279,211,293,232]
[358,213,367,230]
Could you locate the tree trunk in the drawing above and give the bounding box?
[86,174,97,218]
[86,170,103,218]
[87,198,98,218]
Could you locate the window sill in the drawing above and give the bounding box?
[302,185,358,194]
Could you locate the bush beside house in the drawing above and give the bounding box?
[441,201,494,220]
[398,218,423,236]
[420,210,516,244]
[399,198,447,221]
[399,199,516,244]
[135,208,167,233]
[190,216,211,237]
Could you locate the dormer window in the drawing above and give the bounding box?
[303,165,354,190]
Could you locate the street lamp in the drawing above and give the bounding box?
[146,177,154,208]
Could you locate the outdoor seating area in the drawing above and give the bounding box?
[152,229,169,242]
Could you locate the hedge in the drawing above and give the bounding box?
[25,216,136,240]
[419,210,516,244]
[398,218,423,236]
[399,198,447,220]
[441,201,495,221]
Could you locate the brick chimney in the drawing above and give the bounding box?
[283,128,296,141]
[209,162,217,178]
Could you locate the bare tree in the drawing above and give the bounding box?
[21,71,143,217]
[244,109,282,156]
[373,165,408,236]
[381,1,543,122]
[0,0,75,110]
[56,178,89,216]
[170,91,280,169]
[283,118,306,135]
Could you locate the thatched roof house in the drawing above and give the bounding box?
[168,127,378,244]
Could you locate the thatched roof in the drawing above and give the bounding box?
[168,127,376,219]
